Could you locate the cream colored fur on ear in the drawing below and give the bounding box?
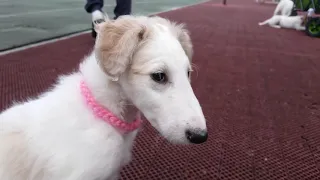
[94,17,149,80]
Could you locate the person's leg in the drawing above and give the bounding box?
[113,0,132,19]
[87,0,132,38]
[84,0,103,13]
[85,0,106,22]
[85,0,103,13]
[85,0,107,38]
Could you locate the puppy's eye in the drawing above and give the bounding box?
[187,71,191,77]
[151,72,167,83]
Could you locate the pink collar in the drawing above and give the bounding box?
[80,80,142,133]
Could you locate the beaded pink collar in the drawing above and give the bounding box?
[80,80,142,133]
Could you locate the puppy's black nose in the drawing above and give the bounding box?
[185,129,208,144]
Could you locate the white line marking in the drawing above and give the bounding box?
[0,8,83,18]
[0,6,114,18]
[0,0,209,56]
[0,31,90,56]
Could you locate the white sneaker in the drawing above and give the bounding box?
[91,10,108,38]
[92,10,108,23]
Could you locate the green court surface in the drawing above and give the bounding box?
[0,0,208,51]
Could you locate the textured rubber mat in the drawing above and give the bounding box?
[1,0,320,179]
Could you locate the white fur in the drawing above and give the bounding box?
[273,0,294,16]
[0,16,207,180]
[258,15,306,30]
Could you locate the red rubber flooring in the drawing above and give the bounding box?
[1,0,320,179]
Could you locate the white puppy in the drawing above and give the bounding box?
[273,0,295,16]
[258,15,307,30]
[0,15,207,180]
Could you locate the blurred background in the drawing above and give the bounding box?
[0,0,207,51]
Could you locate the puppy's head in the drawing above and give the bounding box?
[94,16,207,144]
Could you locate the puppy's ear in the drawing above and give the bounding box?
[178,26,193,62]
[93,14,110,34]
[94,17,149,80]
[177,25,193,81]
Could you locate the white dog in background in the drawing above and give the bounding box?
[273,0,295,16]
[258,14,307,30]
[258,0,306,31]
[0,15,208,180]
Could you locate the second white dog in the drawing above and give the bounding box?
[258,15,307,30]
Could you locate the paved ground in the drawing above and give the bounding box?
[0,0,208,51]
[1,0,320,179]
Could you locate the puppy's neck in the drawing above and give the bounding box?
[79,52,138,123]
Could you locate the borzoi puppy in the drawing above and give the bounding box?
[0,15,207,180]
[273,0,295,16]
[258,15,307,30]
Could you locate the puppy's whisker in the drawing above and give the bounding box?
[191,63,199,78]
